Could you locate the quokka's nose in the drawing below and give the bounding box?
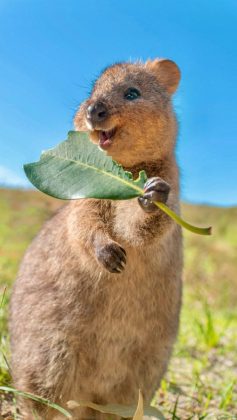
[86,102,108,124]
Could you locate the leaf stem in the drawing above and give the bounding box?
[154,202,212,236]
[134,185,212,235]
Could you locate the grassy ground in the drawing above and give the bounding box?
[0,189,236,419]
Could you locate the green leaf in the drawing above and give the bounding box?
[67,390,165,419]
[24,131,212,235]
[24,131,147,200]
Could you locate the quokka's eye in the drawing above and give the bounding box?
[124,88,141,101]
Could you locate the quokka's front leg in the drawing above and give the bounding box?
[68,199,127,273]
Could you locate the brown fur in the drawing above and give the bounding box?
[9,58,183,419]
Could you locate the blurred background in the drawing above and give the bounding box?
[0,1,237,418]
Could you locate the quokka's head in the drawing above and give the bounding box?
[74,59,180,167]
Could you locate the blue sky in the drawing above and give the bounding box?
[0,0,236,206]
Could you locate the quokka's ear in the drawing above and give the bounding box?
[145,58,181,94]
[74,101,88,131]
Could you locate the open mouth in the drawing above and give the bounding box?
[98,127,116,149]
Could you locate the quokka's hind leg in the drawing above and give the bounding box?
[11,345,119,420]
[10,338,112,419]
[11,334,79,420]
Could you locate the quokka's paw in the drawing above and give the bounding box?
[96,242,127,273]
[138,177,171,213]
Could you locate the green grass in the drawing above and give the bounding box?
[0,189,236,419]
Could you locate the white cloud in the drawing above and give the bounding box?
[0,165,30,188]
